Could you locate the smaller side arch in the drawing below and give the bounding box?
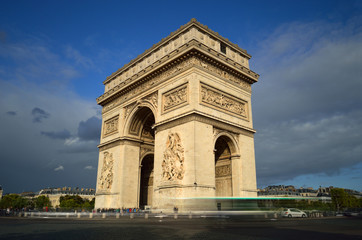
[139,153,154,208]
[213,131,240,157]
[139,151,155,165]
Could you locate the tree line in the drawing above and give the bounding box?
[0,194,95,211]
[257,188,362,212]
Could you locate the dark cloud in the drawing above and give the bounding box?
[252,19,362,187]
[41,129,72,140]
[255,111,362,186]
[77,116,101,141]
[6,111,16,116]
[31,107,50,123]
[60,140,98,154]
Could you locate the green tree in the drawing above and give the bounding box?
[59,195,84,209]
[81,198,95,210]
[34,196,52,209]
[0,194,28,209]
[330,188,352,211]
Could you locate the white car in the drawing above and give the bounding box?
[281,208,307,218]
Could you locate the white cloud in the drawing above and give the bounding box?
[84,166,95,170]
[54,166,64,171]
[65,45,94,69]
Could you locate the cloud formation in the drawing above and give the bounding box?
[0,33,101,193]
[77,116,102,141]
[31,107,50,123]
[54,166,64,171]
[6,111,16,116]
[84,166,95,170]
[252,18,362,188]
[41,129,72,140]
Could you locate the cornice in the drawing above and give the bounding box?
[97,44,258,106]
[104,18,254,85]
[154,110,256,137]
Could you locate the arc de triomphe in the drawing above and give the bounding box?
[95,19,259,211]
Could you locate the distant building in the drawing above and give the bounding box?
[298,187,318,197]
[258,185,362,204]
[258,185,302,197]
[20,191,36,199]
[343,188,362,199]
[37,187,95,207]
[0,186,3,200]
[258,185,319,198]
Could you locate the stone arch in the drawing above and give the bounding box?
[125,103,156,139]
[139,153,154,208]
[213,132,239,157]
[124,104,156,209]
[213,133,238,197]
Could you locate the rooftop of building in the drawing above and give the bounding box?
[38,187,96,195]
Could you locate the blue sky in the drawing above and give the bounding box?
[0,0,361,193]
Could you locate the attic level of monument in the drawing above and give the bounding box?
[96,19,259,106]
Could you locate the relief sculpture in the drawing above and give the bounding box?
[99,152,114,190]
[103,116,119,137]
[215,165,231,177]
[143,92,158,109]
[201,84,247,118]
[162,132,185,181]
[163,84,188,112]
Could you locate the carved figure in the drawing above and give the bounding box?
[163,85,188,111]
[99,152,114,190]
[162,133,185,181]
[201,86,246,117]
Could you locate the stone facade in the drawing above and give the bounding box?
[95,19,259,211]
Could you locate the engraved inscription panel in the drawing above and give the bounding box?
[162,83,188,113]
[200,83,247,119]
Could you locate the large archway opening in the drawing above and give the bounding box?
[140,154,154,208]
[214,136,233,197]
[128,106,155,209]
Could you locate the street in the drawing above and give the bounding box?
[0,216,361,240]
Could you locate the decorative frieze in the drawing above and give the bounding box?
[100,54,252,114]
[103,115,119,138]
[215,165,231,177]
[162,132,185,181]
[98,152,114,191]
[194,57,251,91]
[162,83,188,113]
[200,83,247,119]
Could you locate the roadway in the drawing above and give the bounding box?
[0,216,361,239]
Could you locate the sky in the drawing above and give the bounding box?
[0,0,361,194]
